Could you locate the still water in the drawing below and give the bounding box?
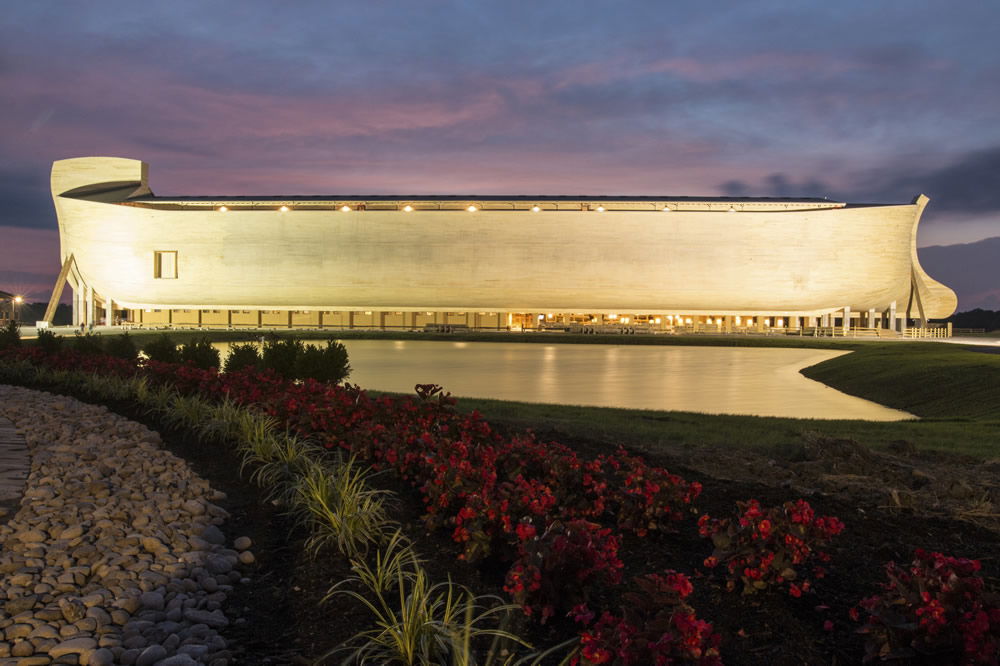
[214,339,913,421]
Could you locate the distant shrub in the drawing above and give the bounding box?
[296,340,351,384]
[35,328,63,354]
[71,332,105,355]
[103,333,137,361]
[223,342,262,373]
[0,320,21,350]
[262,336,304,379]
[143,334,180,363]
[180,336,221,370]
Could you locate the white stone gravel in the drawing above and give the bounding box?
[0,385,249,665]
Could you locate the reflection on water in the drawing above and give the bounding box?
[212,339,913,421]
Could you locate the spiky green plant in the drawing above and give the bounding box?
[197,398,246,444]
[160,394,214,430]
[293,456,393,559]
[325,536,528,665]
[247,433,318,504]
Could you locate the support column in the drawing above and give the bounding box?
[71,284,80,327]
[842,306,851,336]
[287,311,293,329]
[756,315,765,333]
[227,310,233,329]
[348,311,355,330]
[379,311,386,330]
[888,301,897,333]
[84,285,95,328]
[256,310,262,328]
[105,299,114,327]
[197,310,203,329]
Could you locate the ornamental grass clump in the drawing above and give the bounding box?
[854,549,1000,664]
[504,519,623,624]
[246,433,318,505]
[699,498,844,597]
[328,532,526,666]
[572,571,722,666]
[293,455,393,559]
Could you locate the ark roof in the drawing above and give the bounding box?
[130,194,836,204]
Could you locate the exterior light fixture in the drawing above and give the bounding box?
[402,205,414,212]
[595,205,606,212]
[217,205,229,212]
[662,205,671,212]
[728,206,736,213]
[340,205,352,212]
[531,206,541,212]
[467,205,478,212]
[279,205,290,212]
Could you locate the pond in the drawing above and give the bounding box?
[212,339,913,421]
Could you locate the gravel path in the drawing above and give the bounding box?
[0,385,252,665]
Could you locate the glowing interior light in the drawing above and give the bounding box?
[777,318,784,327]
[532,206,541,212]
[654,317,661,324]
[765,318,772,326]
[546,313,553,319]
[467,205,478,212]
[735,316,742,325]
[608,314,618,320]
[402,205,414,212]
[595,206,606,212]
[685,317,692,324]
[340,205,352,212]
[217,206,229,212]
[279,205,290,212]
[537,314,544,320]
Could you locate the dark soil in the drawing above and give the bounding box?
[22,388,1000,664]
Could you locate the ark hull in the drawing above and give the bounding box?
[49,157,957,329]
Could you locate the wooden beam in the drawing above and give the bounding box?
[42,254,75,324]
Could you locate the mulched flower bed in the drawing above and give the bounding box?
[3,345,998,664]
[142,409,998,665]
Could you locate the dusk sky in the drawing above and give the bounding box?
[2,1,999,302]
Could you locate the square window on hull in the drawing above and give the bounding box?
[154,251,177,279]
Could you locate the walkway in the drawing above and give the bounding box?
[0,416,29,522]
